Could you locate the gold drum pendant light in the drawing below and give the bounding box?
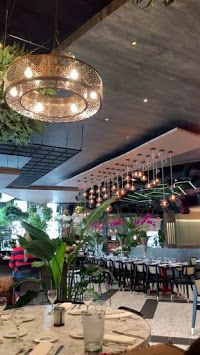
[4,54,103,122]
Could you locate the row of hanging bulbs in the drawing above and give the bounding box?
[81,149,177,210]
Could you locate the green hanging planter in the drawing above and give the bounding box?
[0,43,46,146]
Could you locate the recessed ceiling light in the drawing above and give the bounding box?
[131,41,137,46]
[105,118,109,122]
[143,98,148,103]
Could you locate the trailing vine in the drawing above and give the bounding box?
[0,43,45,146]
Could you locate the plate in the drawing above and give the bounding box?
[68,308,82,316]
[33,333,59,343]
[3,330,27,338]
[23,315,35,322]
[69,330,83,339]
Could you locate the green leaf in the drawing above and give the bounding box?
[13,277,47,291]
[81,197,114,234]
[22,221,50,241]
[51,242,66,290]
[18,238,55,261]
[32,261,45,268]
[14,290,40,308]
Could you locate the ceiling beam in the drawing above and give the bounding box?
[7,185,78,192]
[55,0,128,50]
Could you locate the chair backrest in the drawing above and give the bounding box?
[126,262,132,271]
[190,257,197,266]
[182,266,195,276]
[136,264,144,273]
[195,279,200,296]
[114,261,121,269]
[148,265,158,275]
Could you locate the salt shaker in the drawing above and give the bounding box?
[54,306,65,326]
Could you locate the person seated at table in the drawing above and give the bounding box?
[9,232,40,301]
[185,337,200,354]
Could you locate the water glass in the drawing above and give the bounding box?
[82,305,105,352]
[47,289,57,314]
[12,308,25,341]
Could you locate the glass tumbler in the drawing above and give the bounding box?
[82,305,105,352]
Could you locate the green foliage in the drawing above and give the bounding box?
[158,229,165,247]
[17,198,115,304]
[25,205,53,231]
[0,204,27,226]
[0,43,45,146]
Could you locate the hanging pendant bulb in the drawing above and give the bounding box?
[105,205,112,213]
[89,188,95,194]
[101,186,106,193]
[155,178,161,185]
[125,175,131,181]
[96,188,100,194]
[120,188,126,196]
[168,150,176,204]
[96,202,101,207]
[160,198,169,208]
[89,199,95,205]
[169,194,176,202]
[111,184,117,192]
[124,182,131,190]
[115,190,121,198]
[133,171,139,178]
[83,191,87,197]
[138,171,143,178]
[103,192,108,199]
[130,183,136,192]
[152,179,157,187]
[145,182,152,189]
[96,196,103,203]
[141,175,147,182]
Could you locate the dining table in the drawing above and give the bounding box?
[0,304,151,355]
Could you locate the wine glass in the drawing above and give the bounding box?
[83,289,93,311]
[47,289,57,314]
[12,308,25,341]
[0,297,7,324]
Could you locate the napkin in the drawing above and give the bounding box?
[105,311,132,319]
[29,342,53,355]
[104,333,136,345]
[59,302,72,311]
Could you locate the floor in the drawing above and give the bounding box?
[103,287,200,351]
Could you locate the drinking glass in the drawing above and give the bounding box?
[82,305,105,352]
[12,308,25,341]
[47,289,57,314]
[0,297,7,324]
[83,289,93,311]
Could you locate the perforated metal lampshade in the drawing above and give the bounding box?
[4,54,103,122]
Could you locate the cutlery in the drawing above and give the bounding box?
[54,345,64,354]
[112,330,145,340]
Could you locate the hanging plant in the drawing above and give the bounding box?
[133,0,176,8]
[0,43,45,146]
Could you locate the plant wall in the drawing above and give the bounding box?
[0,43,45,145]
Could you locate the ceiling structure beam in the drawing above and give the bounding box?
[55,0,128,50]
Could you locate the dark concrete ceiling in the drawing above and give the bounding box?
[0,0,113,52]
[2,0,200,195]
[35,0,200,187]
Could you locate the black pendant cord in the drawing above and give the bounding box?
[53,0,59,49]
